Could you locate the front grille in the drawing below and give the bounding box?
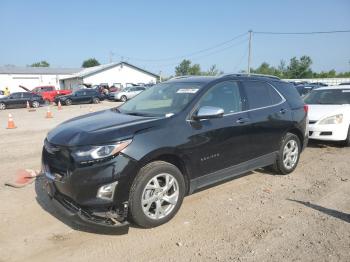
[43,140,72,176]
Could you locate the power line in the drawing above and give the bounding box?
[114,32,248,62]
[254,30,350,35]
[142,37,249,69]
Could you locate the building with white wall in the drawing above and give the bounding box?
[0,66,80,92]
[60,62,159,89]
[0,62,159,92]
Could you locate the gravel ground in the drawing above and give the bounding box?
[0,102,349,262]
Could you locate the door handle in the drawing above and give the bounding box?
[236,117,250,124]
[279,108,287,114]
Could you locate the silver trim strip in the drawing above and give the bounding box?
[187,80,287,121]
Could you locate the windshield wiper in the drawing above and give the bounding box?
[123,111,155,117]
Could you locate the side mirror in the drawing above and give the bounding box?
[193,106,224,120]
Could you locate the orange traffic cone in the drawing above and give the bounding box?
[57,100,62,110]
[7,113,16,129]
[46,106,53,118]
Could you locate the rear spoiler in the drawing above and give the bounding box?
[19,85,31,92]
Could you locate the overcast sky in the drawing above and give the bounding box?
[1,0,349,76]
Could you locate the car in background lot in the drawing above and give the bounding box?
[305,85,350,146]
[42,74,307,229]
[54,89,104,106]
[19,85,72,103]
[0,92,44,110]
[109,86,146,102]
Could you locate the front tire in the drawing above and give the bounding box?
[272,133,301,175]
[342,126,350,147]
[65,99,72,106]
[129,161,186,228]
[92,97,100,104]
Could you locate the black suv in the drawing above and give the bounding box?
[54,89,103,106]
[42,74,308,230]
[0,92,44,110]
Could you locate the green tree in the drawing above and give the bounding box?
[30,61,50,67]
[175,59,202,76]
[203,65,220,76]
[286,55,313,78]
[82,58,100,68]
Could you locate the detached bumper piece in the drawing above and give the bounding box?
[47,182,129,234]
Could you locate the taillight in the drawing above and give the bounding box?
[304,104,308,114]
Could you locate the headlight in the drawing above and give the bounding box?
[73,139,132,162]
[318,114,343,125]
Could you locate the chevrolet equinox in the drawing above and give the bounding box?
[42,74,308,230]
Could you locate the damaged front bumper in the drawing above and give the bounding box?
[44,178,130,234]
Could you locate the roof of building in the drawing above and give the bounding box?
[0,62,159,79]
[60,62,159,80]
[0,66,81,75]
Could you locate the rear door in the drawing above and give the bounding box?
[7,93,22,108]
[242,80,291,158]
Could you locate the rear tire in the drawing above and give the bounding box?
[129,161,186,228]
[0,103,5,110]
[271,133,301,175]
[32,101,40,108]
[120,95,127,102]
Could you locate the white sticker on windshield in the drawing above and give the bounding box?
[165,113,174,118]
[177,88,199,94]
[342,90,350,93]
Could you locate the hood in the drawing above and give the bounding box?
[56,94,71,99]
[47,109,160,147]
[307,104,349,121]
[19,85,31,92]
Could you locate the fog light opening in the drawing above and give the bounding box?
[97,181,118,200]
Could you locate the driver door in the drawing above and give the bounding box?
[187,80,252,178]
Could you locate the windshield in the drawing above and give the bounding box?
[119,82,203,116]
[304,89,350,105]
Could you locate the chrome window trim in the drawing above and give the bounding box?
[187,80,287,121]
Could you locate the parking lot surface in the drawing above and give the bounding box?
[0,102,349,262]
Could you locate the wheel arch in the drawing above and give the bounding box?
[286,127,305,149]
[141,153,192,195]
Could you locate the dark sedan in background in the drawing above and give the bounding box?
[0,92,44,110]
[54,89,104,106]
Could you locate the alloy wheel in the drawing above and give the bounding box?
[283,140,299,170]
[141,173,179,220]
[32,101,39,108]
[0,103,5,110]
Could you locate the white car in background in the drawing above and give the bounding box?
[304,85,350,146]
[109,86,146,102]
[0,90,6,99]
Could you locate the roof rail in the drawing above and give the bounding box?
[221,73,280,80]
[169,75,192,80]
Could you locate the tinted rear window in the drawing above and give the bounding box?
[243,80,282,109]
[271,81,304,109]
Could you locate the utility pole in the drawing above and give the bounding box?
[109,51,114,63]
[247,30,253,75]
